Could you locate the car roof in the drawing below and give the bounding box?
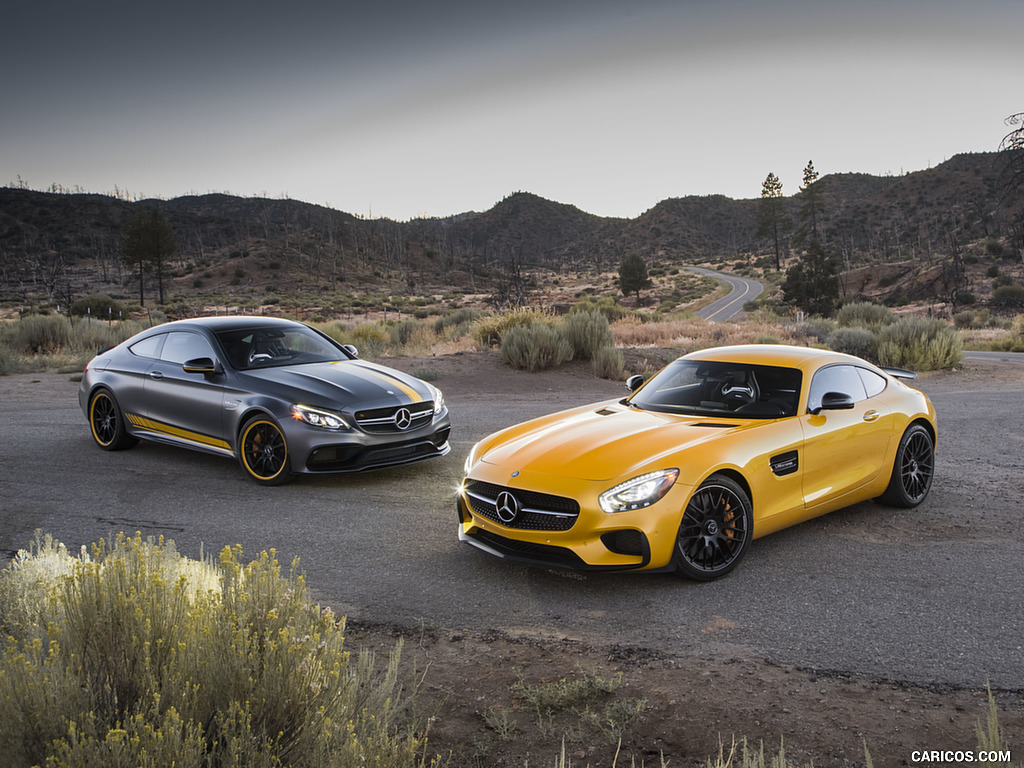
[681,344,863,370]
[144,316,305,334]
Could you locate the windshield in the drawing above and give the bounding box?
[215,325,348,370]
[628,360,802,419]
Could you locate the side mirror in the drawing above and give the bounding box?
[183,357,222,376]
[812,391,855,414]
[625,374,645,392]
[342,344,359,359]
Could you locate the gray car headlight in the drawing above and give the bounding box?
[432,386,446,415]
[599,469,680,513]
[291,404,350,430]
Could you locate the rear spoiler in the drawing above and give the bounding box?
[881,366,917,380]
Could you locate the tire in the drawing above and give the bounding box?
[88,388,138,451]
[878,423,934,508]
[674,474,753,581]
[238,415,292,485]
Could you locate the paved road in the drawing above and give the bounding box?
[1,359,1022,691]
[686,267,764,321]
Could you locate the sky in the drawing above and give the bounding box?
[2,0,1021,221]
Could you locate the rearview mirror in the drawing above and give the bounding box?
[625,374,645,392]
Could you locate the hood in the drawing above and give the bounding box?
[241,360,432,410]
[478,402,746,481]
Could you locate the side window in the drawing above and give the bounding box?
[160,332,216,365]
[129,334,164,359]
[857,367,887,399]
[807,365,868,412]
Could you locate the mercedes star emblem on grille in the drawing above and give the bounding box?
[394,407,413,430]
[495,491,520,524]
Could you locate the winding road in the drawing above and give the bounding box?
[686,267,764,321]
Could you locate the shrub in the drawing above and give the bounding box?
[592,345,624,380]
[561,310,614,361]
[994,283,1024,308]
[70,294,126,319]
[876,317,963,371]
[828,327,877,361]
[473,307,552,348]
[835,301,895,330]
[0,532,422,768]
[500,324,573,371]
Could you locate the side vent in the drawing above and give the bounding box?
[770,450,799,477]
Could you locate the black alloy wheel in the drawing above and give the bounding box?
[674,474,753,581]
[238,416,292,485]
[88,389,138,451]
[879,423,934,508]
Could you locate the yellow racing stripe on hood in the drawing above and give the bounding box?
[347,363,423,403]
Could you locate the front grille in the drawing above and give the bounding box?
[355,403,435,433]
[464,480,579,531]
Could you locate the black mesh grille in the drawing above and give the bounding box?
[464,480,579,531]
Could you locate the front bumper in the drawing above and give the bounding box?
[455,469,691,572]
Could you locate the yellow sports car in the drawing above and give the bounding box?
[458,344,936,580]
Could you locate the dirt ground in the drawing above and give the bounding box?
[340,353,1024,768]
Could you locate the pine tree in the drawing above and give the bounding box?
[793,160,826,248]
[619,253,652,301]
[754,172,791,271]
[122,207,178,306]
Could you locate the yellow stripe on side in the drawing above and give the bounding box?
[125,412,231,451]
[347,364,423,403]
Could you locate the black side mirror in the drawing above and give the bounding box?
[812,391,855,414]
[625,374,645,392]
[342,344,359,359]
[183,357,222,376]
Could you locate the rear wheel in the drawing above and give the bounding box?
[238,416,292,485]
[88,389,138,451]
[878,423,934,508]
[674,474,753,581]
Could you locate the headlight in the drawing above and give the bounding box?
[291,404,349,430]
[432,386,446,415]
[599,469,679,513]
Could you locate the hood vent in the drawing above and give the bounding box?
[692,422,737,429]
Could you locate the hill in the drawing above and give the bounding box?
[0,152,1021,315]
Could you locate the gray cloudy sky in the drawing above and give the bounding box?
[2,0,1020,220]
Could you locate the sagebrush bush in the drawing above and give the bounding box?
[0,532,424,768]
[473,307,554,348]
[828,327,877,361]
[592,345,624,380]
[500,324,574,371]
[835,301,895,330]
[876,317,963,371]
[561,310,614,361]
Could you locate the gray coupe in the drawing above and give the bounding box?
[79,316,451,484]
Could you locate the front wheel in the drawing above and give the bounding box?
[674,474,753,581]
[878,423,934,508]
[88,389,138,451]
[238,416,292,485]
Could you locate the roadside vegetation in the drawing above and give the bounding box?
[1,533,1018,768]
[3,295,1011,378]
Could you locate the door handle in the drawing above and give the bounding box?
[149,371,164,380]
[863,409,879,422]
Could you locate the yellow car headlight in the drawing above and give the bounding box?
[599,469,679,513]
